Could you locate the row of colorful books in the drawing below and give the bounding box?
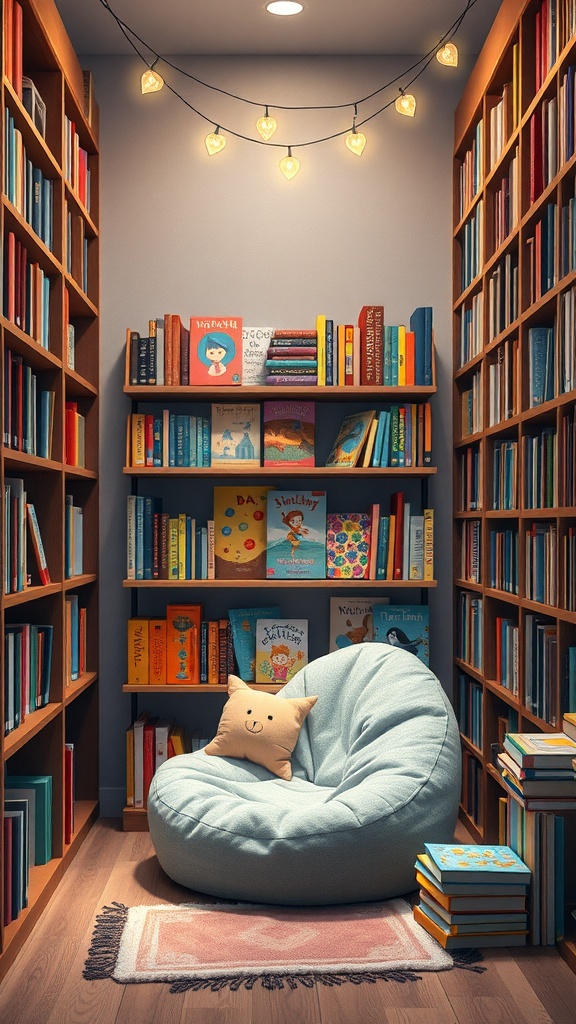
[126,714,204,809]
[4,622,53,735]
[126,489,434,583]
[125,307,434,389]
[3,349,55,457]
[127,401,432,470]
[3,773,53,926]
[127,600,430,687]
[3,478,51,593]
[3,230,51,349]
[5,106,54,250]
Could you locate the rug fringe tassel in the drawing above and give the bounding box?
[452,948,486,973]
[168,968,430,993]
[83,903,129,981]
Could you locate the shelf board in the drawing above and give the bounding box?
[124,384,437,402]
[123,465,437,478]
[64,671,98,705]
[123,578,437,589]
[3,582,61,606]
[123,683,280,693]
[123,806,149,832]
[3,703,62,757]
[63,574,97,590]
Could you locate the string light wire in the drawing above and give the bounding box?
[94,0,478,149]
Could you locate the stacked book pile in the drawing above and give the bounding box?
[499,730,576,944]
[413,842,530,948]
[265,330,318,385]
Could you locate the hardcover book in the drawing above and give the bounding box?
[213,485,274,580]
[210,403,260,465]
[188,317,242,386]
[328,596,390,652]
[266,490,327,580]
[228,604,281,681]
[165,604,202,685]
[503,732,576,767]
[422,843,531,885]
[326,512,371,579]
[262,400,315,466]
[254,618,308,685]
[372,604,430,665]
[241,326,274,385]
[325,410,376,467]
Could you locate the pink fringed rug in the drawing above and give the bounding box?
[83,898,484,992]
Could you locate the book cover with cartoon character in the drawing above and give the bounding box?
[266,490,326,580]
[255,618,308,685]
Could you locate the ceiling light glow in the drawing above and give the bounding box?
[266,2,304,16]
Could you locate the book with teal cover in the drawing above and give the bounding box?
[5,774,52,865]
[266,490,326,580]
[423,843,531,884]
[372,604,429,665]
[228,604,281,681]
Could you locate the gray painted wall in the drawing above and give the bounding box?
[87,54,470,815]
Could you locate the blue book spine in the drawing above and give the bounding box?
[153,416,162,466]
[202,417,211,467]
[168,413,176,467]
[135,495,144,580]
[375,516,390,579]
[372,410,388,467]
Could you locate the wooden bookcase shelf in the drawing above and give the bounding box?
[123,368,438,828]
[453,0,576,959]
[0,0,99,979]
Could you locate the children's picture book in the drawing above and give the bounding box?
[266,490,326,580]
[241,327,274,385]
[372,604,430,665]
[423,843,531,885]
[263,400,315,466]
[326,513,371,579]
[210,403,260,465]
[188,317,242,386]
[255,618,308,685]
[329,597,390,652]
[325,410,376,467]
[228,604,281,681]
[213,485,274,580]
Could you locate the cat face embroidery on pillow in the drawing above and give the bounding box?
[204,674,317,781]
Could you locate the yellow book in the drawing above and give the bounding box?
[423,507,434,581]
[131,413,145,467]
[149,618,167,684]
[361,416,379,467]
[169,724,188,756]
[397,325,406,386]
[125,724,135,806]
[315,314,326,386]
[127,617,149,685]
[208,619,219,684]
[168,518,179,579]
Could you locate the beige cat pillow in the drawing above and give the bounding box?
[204,675,317,781]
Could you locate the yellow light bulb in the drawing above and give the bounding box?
[279,148,300,180]
[395,91,416,117]
[141,67,164,94]
[345,128,366,157]
[205,127,226,156]
[436,42,459,67]
[256,109,278,141]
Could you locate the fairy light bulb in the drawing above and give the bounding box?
[395,89,416,117]
[205,126,226,156]
[141,62,164,94]
[256,106,278,141]
[345,122,366,157]
[436,42,459,67]
[279,147,300,180]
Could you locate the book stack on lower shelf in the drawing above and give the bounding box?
[413,842,530,948]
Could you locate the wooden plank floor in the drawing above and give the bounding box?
[3,818,576,1023]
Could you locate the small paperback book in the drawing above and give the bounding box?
[372,604,430,665]
[326,512,371,579]
[266,490,327,580]
[242,327,274,385]
[325,410,376,467]
[263,400,315,466]
[211,403,260,465]
[228,604,281,681]
[328,596,390,652]
[188,317,243,385]
[255,618,308,685]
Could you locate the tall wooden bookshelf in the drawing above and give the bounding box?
[122,368,437,831]
[453,0,576,964]
[0,0,99,977]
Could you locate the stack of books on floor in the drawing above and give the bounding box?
[499,730,576,944]
[413,842,530,948]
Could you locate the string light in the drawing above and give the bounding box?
[256,106,278,141]
[205,126,226,155]
[436,42,459,67]
[345,108,366,156]
[395,88,416,117]
[141,60,164,94]
[279,147,300,179]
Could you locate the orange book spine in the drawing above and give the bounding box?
[166,604,202,684]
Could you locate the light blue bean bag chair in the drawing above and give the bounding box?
[148,643,461,905]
